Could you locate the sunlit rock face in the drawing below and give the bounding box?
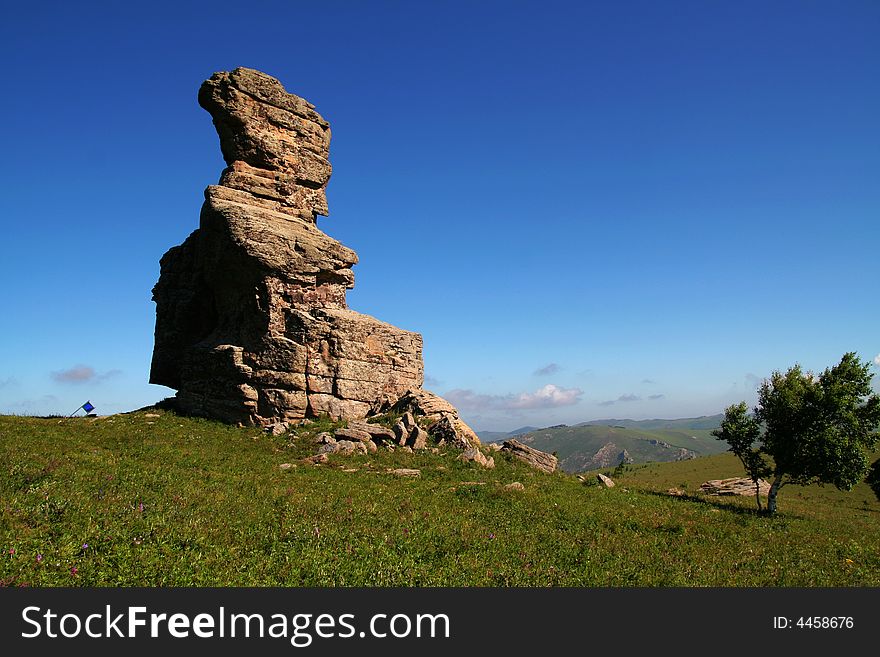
[150,68,423,425]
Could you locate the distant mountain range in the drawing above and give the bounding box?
[477,414,727,473]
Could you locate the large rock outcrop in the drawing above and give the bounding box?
[150,68,423,425]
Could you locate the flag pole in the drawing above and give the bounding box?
[68,404,85,417]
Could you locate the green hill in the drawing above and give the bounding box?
[1,411,877,586]
[485,422,728,473]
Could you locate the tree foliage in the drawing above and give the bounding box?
[714,353,880,514]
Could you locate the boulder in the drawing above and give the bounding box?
[334,427,372,443]
[458,447,495,469]
[504,482,525,491]
[596,473,615,488]
[701,478,771,497]
[313,431,335,445]
[500,439,557,474]
[427,414,475,450]
[348,421,395,443]
[409,426,429,451]
[265,421,289,436]
[390,468,421,477]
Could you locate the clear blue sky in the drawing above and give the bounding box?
[1,0,877,431]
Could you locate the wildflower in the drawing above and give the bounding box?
[138,502,144,513]
[82,543,89,550]
[70,567,78,576]
[8,548,14,555]
[488,533,495,540]
[36,554,43,563]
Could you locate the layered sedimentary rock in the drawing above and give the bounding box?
[150,68,422,425]
[501,439,558,474]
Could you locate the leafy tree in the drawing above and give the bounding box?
[715,353,880,514]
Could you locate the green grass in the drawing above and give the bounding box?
[1,411,878,586]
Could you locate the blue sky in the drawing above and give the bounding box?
[1,0,877,431]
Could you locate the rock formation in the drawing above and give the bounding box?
[501,439,558,474]
[150,68,423,425]
[700,477,771,497]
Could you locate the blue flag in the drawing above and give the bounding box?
[82,401,95,413]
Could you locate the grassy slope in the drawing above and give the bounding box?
[1,411,878,587]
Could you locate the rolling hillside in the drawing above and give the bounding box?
[483,416,727,473]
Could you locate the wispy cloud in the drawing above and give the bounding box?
[598,393,641,406]
[648,393,665,400]
[533,363,560,376]
[424,374,442,388]
[0,377,16,389]
[874,353,880,367]
[51,365,121,384]
[444,384,583,412]
[11,395,59,410]
[642,378,656,384]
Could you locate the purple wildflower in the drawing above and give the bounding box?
[36,554,43,563]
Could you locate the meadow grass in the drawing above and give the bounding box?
[1,410,877,586]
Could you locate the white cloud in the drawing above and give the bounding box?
[51,365,122,384]
[510,384,582,409]
[444,384,583,412]
[874,353,880,367]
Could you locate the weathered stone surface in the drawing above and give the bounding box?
[348,421,395,443]
[701,478,770,497]
[265,421,289,436]
[150,68,423,426]
[313,432,335,445]
[427,414,477,450]
[390,468,421,477]
[458,447,495,469]
[409,426,429,451]
[393,420,408,445]
[596,473,616,488]
[501,439,558,474]
[504,482,525,491]
[334,427,371,443]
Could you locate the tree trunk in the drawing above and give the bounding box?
[754,479,763,512]
[767,474,783,514]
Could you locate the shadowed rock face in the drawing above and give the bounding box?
[150,68,423,425]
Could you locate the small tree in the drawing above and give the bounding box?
[712,402,769,510]
[716,353,880,514]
